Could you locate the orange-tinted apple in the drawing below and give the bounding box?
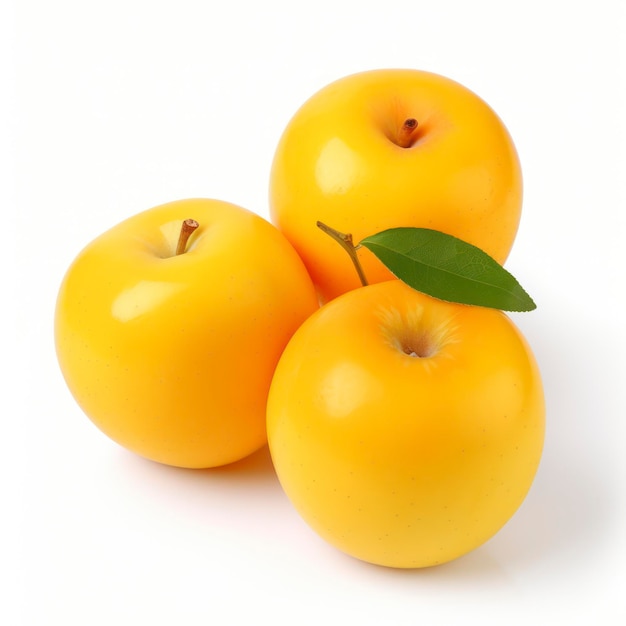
[55,198,319,468]
[270,69,523,302]
[267,280,544,568]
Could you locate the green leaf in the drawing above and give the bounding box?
[359,228,536,312]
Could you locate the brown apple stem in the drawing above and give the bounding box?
[397,118,418,148]
[316,221,369,287]
[176,219,199,255]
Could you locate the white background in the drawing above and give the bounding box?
[4,1,626,624]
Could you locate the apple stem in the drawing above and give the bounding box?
[176,219,199,255]
[397,118,419,148]
[316,221,369,287]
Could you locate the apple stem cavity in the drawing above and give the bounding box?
[316,221,369,287]
[397,118,419,148]
[176,219,199,255]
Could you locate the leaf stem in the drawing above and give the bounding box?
[176,219,199,255]
[316,221,369,287]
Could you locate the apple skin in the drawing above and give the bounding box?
[55,198,319,468]
[269,68,523,302]
[267,280,545,568]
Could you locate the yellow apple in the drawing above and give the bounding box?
[267,280,545,568]
[269,69,523,302]
[55,198,319,468]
